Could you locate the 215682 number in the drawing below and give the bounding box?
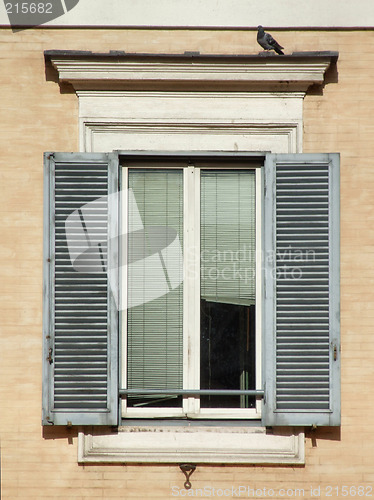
[326,486,373,497]
[5,2,53,14]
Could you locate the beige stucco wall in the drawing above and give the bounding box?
[0,27,373,498]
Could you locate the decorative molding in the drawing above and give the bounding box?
[47,51,337,92]
[83,121,299,135]
[76,90,307,99]
[82,121,300,154]
[78,426,305,464]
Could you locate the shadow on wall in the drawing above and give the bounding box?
[308,60,339,96]
[44,57,75,94]
[42,424,341,451]
[42,425,117,445]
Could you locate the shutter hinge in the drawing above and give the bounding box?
[332,343,339,361]
[263,382,266,404]
[47,347,53,365]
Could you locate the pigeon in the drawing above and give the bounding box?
[257,26,284,55]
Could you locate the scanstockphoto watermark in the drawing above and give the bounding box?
[201,245,316,266]
[171,485,307,497]
[200,244,315,282]
[171,485,373,498]
[64,189,316,311]
[4,0,80,31]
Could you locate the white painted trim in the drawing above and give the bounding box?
[77,90,304,154]
[122,407,186,419]
[50,56,332,92]
[182,166,191,416]
[255,167,263,415]
[120,167,128,415]
[82,122,301,156]
[77,91,306,99]
[78,426,305,464]
[188,165,201,416]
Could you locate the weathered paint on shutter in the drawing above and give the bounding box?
[43,152,119,425]
[262,153,340,426]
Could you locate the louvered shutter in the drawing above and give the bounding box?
[262,153,340,426]
[43,152,119,425]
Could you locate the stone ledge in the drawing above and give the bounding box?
[78,426,305,464]
[45,50,338,92]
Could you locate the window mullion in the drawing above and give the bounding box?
[183,165,201,416]
[255,167,263,415]
[120,166,129,418]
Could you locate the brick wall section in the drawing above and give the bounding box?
[0,28,373,498]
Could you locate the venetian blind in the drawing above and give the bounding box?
[200,170,256,307]
[127,169,184,398]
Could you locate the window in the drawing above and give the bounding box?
[121,160,261,420]
[43,151,340,429]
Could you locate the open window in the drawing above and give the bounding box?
[43,151,340,428]
[121,158,261,420]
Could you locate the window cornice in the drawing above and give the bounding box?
[45,50,338,93]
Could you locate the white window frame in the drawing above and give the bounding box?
[120,161,262,420]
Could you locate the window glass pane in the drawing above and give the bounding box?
[127,169,183,408]
[200,170,256,408]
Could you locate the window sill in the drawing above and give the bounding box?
[78,425,304,464]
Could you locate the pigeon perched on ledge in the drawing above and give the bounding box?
[257,26,284,55]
